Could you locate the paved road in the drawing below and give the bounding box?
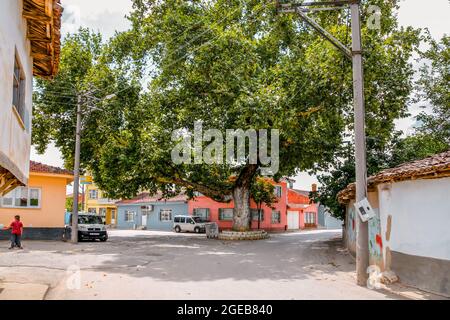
[0,229,404,299]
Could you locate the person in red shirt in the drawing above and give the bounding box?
[3,215,23,249]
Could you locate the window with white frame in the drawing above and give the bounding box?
[1,187,41,208]
[87,208,97,214]
[219,208,233,221]
[159,209,172,221]
[125,210,135,222]
[271,210,281,224]
[305,212,316,225]
[274,186,282,198]
[88,189,98,199]
[251,209,264,221]
[193,208,210,220]
[12,53,26,126]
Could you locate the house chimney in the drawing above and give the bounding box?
[312,183,317,192]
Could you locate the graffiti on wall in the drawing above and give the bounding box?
[369,210,383,265]
[347,206,356,242]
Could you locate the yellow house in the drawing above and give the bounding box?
[0,161,73,240]
[83,177,118,226]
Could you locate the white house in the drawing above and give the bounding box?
[339,150,450,297]
[0,0,62,195]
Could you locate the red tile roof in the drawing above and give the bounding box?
[30,161,73,176]
[288,188,311,204]
[116,192,188,205]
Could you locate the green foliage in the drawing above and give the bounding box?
[416,35,450,144]
[34,2,423,229]
[251,178,278,209]
[65,196,81,212]
[313,34,449,221]
[32,28,141,172]
[91,0,420,197]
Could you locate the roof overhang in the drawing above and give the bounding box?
[0,151,27,196]
[338,151,450,204]
[23,0,63,79]
[30,171,74,184]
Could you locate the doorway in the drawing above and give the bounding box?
[287,211,299,230]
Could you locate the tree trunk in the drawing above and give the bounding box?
[232,185,251,231]
[231,164,258,232]
[257,202,261,230]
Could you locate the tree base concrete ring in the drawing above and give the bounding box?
[217,230,269,241]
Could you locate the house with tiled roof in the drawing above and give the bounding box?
[116,192,189,231]
[115,178,320,232]
[287,186,319,229]
[1,0,62,197]
[0,161,73,240]
[338,150,450,296]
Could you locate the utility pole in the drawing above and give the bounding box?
[277,0,369,285]
[350,2,369,286]
[70,90,116,244]
[71,93,82,243]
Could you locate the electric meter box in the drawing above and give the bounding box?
[354,198,376,222]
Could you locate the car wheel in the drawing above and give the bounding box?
[194,227,200,233]
[175,226,181,233]
[100,238,107,242]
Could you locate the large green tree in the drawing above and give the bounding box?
[91,0,420,231]
[34,1,421,231]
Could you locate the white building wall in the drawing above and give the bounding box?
[0,0,33,181]
[378,177,450,262]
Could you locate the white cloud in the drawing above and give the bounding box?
[61,0,132,39]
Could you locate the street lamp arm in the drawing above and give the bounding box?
[295,8,352,60]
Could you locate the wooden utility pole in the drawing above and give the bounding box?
[277,0,369,285]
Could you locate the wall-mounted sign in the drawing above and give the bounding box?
[80,176,93,185]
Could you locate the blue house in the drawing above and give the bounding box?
[116,192,188,231]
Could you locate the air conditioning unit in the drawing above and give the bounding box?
[141,205,153,211]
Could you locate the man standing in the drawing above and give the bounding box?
[3,215,24,249]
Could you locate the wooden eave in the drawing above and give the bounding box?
[337,165,450,204]
[23,0,63,79]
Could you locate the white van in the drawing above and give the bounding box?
[63,212,108,242]
[173,215,206,233]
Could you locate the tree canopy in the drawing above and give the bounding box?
[32,28,141,172]
[33,1,423,230]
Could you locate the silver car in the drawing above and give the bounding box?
[173,215,206,233]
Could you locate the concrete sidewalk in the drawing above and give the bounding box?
[0,282,49,300]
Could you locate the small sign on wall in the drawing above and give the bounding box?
[354,198,376,222]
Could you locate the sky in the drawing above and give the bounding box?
[31,0,450,191]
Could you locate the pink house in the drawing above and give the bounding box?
[189,180,288,231]
[286,186,318,229]
[188,179,318,231]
